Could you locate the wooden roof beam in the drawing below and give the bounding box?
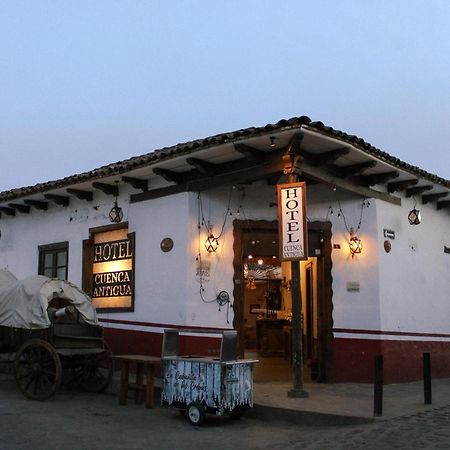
[337,160,377,178]
[357,171,399,187]
[234,143,267,162]
[437,200,450,210]
[287,133,304,156]
[422,192,449,205]
[66,188,93,201]
[406,185,433,197]
[24,199,48,211]
[387,178,418,193]
[8,203,30,214]
[0,206,16,216]
[122,176,148,192]
[152,167,185,184]
[301,148,350,166]
[44,194,70,206]
[186,157,218,176]
[92,182,118,197]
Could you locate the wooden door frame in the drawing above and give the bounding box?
[232,219,335,382]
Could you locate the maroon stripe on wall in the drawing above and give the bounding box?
[334,328,450,339]
[104,327,221,359]
[335,338,450,383]
[99,317,229,332]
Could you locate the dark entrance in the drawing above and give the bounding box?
[232,220,334,382]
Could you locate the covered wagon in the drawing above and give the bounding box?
[0,269,112,400]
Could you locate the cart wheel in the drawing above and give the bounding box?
[14,339,62,401]
[187,402,205,426]
[79,348,113,393]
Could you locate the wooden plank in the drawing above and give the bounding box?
[121,176,148,192]
[422,192,449,204]
[23,199,48,210]
[92,182,118,197]
[44,194,70,206]
[67,188,93,201]
[299,161,402,205]
[8,203,30,213]
[387,178,418,193]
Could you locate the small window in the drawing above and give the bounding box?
[38,242,69,280]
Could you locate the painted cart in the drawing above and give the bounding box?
[161,329,258,426]
[0,270,113,401]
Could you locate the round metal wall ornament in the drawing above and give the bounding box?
[384,240,391,253]
[160,238,174,252]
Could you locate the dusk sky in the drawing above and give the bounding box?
[1,1,449,192]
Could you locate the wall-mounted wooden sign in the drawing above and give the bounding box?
[277,182,308,261]
[86,226,135,312]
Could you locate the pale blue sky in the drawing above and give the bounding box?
[1,0,449,191]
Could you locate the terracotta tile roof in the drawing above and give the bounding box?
[0,116,448,203]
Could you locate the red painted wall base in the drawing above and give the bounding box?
[335,338,450,383]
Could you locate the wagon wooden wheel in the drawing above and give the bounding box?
[76,347,113,393]
[14,339,62,401]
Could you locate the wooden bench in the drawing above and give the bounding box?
[112,355,161,408]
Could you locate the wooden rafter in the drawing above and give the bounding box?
[387,178,418,193]
[122,176,148,192]
[66,188,93,201]
[44,194,70,206]
[92,182,118,197]
[0,206,16,216]
[186,157,218,176]
[152,167,185,184]
[234,143,267,162]
[24,199,48,211]
[357,171,399,187]
[8,203,30,213]
[422,192,449,204]
[406,185,433,197]
[437,200,450,210]
[287,133,304,156]
[301,148,350,166]
[337,160,377,178]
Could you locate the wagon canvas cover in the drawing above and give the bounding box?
[0,269,98,329]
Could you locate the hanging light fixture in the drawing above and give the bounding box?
[408,208,421,225]
[349,228,363,258]
[109,182,123,223]
[204,233,219,252]
[257,258,264,266]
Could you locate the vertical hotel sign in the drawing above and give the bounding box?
[277,182,308,261]
[91,228,135,311]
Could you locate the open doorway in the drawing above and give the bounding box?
[232,220,334,383]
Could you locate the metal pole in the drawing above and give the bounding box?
[287,171,308,398]
[374,354,383,416]
[423,352,432,405]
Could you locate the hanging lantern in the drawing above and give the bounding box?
[204,233,219,252]
[408,208,421,225]
[109,200,123,223]
[349,228,363,258]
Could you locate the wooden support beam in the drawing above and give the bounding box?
[387,178,418,193]
[406,185,433,197]
[44,194,70,206]
[234,143,267,162]
[301,148,350,166]
[437,200,450,210]
[66,188,93,201]
[0,206,16,216]
[357,171,399,187]
[8,203,30,214]
[152,167,185,184]
[186,157,218,176]
[338,160,377,178]
[287,133,304,156]
[122,176,148,192]
[130,184,187,203]
[24,199,48,211]
[92,182,118,197]
[299,161,401,206]
[422,192,449,205]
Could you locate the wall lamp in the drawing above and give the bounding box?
[408,208,421,225]
[349,228,363,259]
[204,233,219,253]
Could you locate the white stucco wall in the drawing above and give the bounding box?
[376,197,450,334]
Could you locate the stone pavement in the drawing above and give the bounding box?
[251,378,450,424]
